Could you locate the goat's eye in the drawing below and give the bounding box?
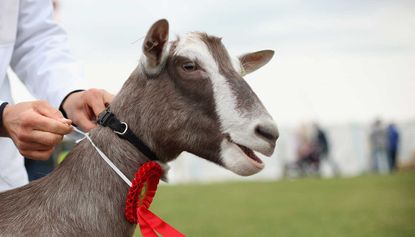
[182,62,197,71]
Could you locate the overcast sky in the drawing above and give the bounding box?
[55,0,415,127]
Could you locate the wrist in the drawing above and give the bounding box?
[0,102,9,137]
[59,89,84,119]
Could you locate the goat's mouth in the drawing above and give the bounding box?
[222,135,265,174]
[236,144,264,166]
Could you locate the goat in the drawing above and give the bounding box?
[0,19,278,237]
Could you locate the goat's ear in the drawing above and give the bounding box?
[142,19,169,75]
[239,50,274,76]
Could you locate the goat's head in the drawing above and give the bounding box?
[114,19,278,176]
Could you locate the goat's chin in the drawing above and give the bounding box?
[220,139,264,176]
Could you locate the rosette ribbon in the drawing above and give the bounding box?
[125,162,185,237]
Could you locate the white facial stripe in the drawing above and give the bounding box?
[174,33,245,135]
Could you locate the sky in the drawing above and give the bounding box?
[14,0,415,127]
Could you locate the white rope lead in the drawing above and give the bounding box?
[73,127,132,187]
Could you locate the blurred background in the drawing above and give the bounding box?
[8,0,415,236]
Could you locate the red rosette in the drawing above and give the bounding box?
[125,161,185,237]
[125,161,163,223]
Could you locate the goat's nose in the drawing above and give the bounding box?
[255,122,279,144]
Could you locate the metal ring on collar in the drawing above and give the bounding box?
[114,122,128,135]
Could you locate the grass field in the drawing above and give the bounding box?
[133,172,415,237]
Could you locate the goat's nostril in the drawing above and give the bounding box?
[255,125,279,143]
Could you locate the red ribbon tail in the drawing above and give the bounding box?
[138,212,158,237]
[138,207,185,237]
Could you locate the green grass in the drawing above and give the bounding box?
[133,172,415,237]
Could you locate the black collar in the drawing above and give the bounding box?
[97,108,159,161]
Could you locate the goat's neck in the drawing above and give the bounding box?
[89,126,149,177]
[107,68,182,161]
[67,72,165,185]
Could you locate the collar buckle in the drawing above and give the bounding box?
[97,108,113,126]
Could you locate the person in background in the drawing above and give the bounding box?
[369,119,389,173]
[295,123,319,176]
[0,0,113,191]
[314,123,340,176]
[386,123,400,171]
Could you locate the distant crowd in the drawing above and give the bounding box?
[284,120,400,178]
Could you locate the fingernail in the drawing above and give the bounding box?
[60,118,72,125]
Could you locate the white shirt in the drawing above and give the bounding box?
[0,0,86,191]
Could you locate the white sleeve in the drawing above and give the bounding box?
[9,0,87,108]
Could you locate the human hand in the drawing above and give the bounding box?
[62,89,114,132]
[1,101,73,160]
